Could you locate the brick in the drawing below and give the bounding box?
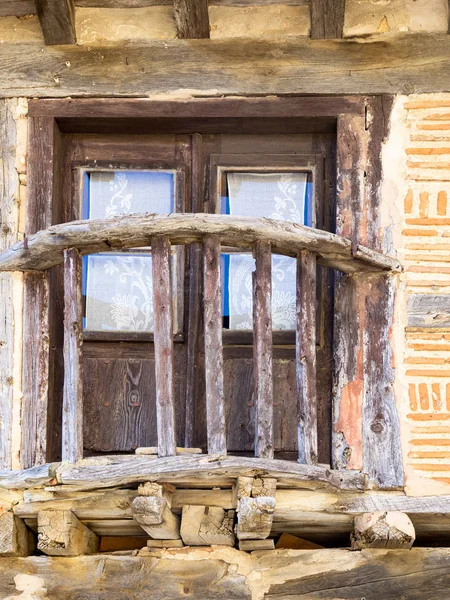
[409,384,418,411]
[404,189,414,214]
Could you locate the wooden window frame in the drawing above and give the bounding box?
[21,96,404,490]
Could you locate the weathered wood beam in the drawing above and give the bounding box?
[36,0,76,45]
[0,214,400,275]
[151,236,176,457]
[174,0,210,38]
[203,236,227,455]
[0,512,32,557]
[296,250,317,465]
[239,539,274,551]
[37,510,99,556]
[62,248,83,463]
[310,0,345,39]
[180,505,235,546]
[131,482,180,539]
[351,511,416,549]
[2,35,450,97]
[253,241,273,459]
[235,476,276,541]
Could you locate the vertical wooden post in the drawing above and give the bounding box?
[253,241,273,459]
[62,248,83,463]
[296,250,318,465]
[203,235,227,455]
[152,235,177,457]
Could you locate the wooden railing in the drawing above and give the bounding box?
[0,213,401,465]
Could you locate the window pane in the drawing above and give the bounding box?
[222,171,311,331]
[83,170,176,333]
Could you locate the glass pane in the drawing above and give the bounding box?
[82,170,176,333]
[222,171,312,331]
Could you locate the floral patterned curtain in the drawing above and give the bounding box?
[84,171,175,333]
[226,172,309,331]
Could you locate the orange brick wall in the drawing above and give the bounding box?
[400,97,450,488]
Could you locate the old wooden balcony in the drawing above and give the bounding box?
[0,213,400,492]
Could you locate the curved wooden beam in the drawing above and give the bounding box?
[0,213,400,274]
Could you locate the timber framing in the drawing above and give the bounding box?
[35,0,76,45]
[1,35,450,97]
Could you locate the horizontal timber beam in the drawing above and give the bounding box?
[0,214,400,274]
[0,34,449,97]
[0,548,448,598]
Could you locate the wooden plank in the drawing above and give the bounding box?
[174,0,210,38]
[28,97,365,119]
[0,0,36,16]
[36,0,76,45]
[0,512,32,557]
[363,274,404,488]
[0,214,400,274]
[296,250,317,465]
[55,455,366,490]
[37,510,98,556]
[2,35,450,97]
[151,235,176,457]
[310,0,345,39]
[62,248,83,463]
[202,235,226,455]
[407,294,450,328]
[0,99,20,470]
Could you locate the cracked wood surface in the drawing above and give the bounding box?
[0,548,448,598]
[0,214,400,274]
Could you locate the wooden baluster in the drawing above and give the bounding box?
[62,248,83,463]
[253,241,273,459]
[296,250,318,465]
[203,235,227,455]
[152,236,177,457]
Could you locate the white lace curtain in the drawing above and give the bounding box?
[226,172,308,330]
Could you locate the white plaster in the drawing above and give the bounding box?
[1,574,47,600]
[0,16,42,44]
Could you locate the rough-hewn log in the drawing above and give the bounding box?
[53,455,367,490]
[239,539,274,551]
[203,236,226,455]
[310,0,345,39]
[235,476,276,541]
[62,248,83,463]
[37,510,99,556]
[0,548,449,598]
[3,35,450,97]
[0,214,400,274]
[0,512,31,557]
[296,250,317,465]
[131,482,180,539]
[253,241,273,459]
[351,511,416,550]
[180,505,235,546]
[151,236,176,457]
[36,0,76,45]
[174,0,210,38]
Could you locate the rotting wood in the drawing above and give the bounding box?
[36,0,76,45]
[180,505,235,546]
[253,241,273,459]
[0,214,401,274]
[4,35,450,97]
[296,250,317,465]
[235,476,276,541]
[310,0,345,39]
[174,0,210,38]
[351,511,416,550]
[131,496,181,539]
[62,248,83,464]
[203,235,227,455]
[151,235,176,457]
[37,510,99,556]
[0,512,31,557]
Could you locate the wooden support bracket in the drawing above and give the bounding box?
[351,512,416,550]
[37,510,99,556]
[131,482,180,540]
[0,512,32,557]
[180,505,235,546]
[235,476,276,541]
